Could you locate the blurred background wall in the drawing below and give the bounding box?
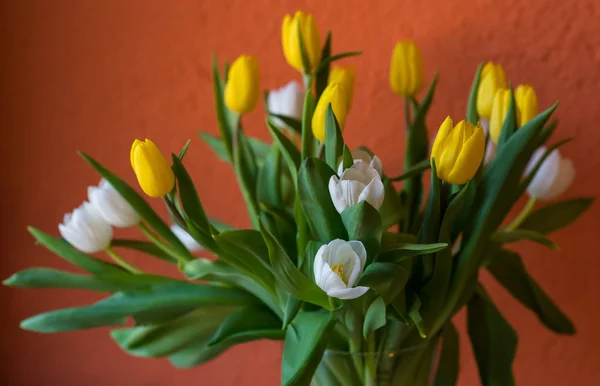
[1,0,600,385]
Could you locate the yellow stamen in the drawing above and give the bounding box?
[330,264,347,284]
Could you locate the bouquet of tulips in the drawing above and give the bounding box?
[5,10,592,386]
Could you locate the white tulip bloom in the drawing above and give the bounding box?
[329,161,385,213]
[314,239,369,300]
[267,81,304,130]
[337,148,383,176]
[170,224,203,252]
[525,147,575,201]
[58,201,113,253]
[88,179,140,227]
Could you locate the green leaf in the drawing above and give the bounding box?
[313,51,362,76]
[168,341,230,369]
[378,243,448,262]
[209,217,235,232]
[296,21,312,74]
[79,153,194,262]
[211,56,237,159]
[111,239,175,263]
[466,63,483,125]
[324,104,345,170]
[487,249,574,334]
[199,132,271,164]
[379,179,405,230]
[341,201,382,262]
[209,306,283,346]
[497,87,518,148]
[232,125,260,229]
[357,262,410,304]
[517,138,572,197]
[520,198,593,234]
[407,289,427,338]
[491,229,558,250]
[21,282,258,333]
[341,144,353,171]
[282,310,336,386]
[282,295,303,329]
[434,322,460,386]
[363,297,387,338]
[315,31,332,99]
[257,146,283,208]
[298,158,348,242]
[389,159,431,182]
[28,228,124,275]
[416,159,442,283]
[260,208,298,259]
[301,88,316,159]
[267,119,301,184]
[269,114,302,134]
[259,220,332,310]
[177,139,191,160]
[4,268,121,291]
[467,286,517,386]
[111,307,235,358]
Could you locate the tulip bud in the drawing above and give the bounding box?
[314,239,369,300]
[329,66,356,109]
[337,148,383,177]
[488,88,519,144]
[58,201,113,253]
[312,82,350,143]
[130,138,175,198]
[328,161,384,213]
[267,81,304,129]
[476,61,508,119]
[281,11,321,73]
[389,40,424,98]
[224,55,260,114]
[514,84,538,127]
[170,224,203,252]
[88,179,140,227]
[431,116,485,185]
[525,147,575,201]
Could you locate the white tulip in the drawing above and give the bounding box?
[484,140,496,165]
[170,224,203,252]
[267,81,304,130]
[337,149,383,176]
[58,201,113,253]
[88,179,140,227]
[314,239,369,300]
[329,161,385,213]
[525,147,575,201]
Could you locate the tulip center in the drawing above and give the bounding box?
[330,264,347,284]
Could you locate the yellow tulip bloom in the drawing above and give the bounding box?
[514,84,538,126]
[312,82,350,143]
[130,139,175,198]
[489,88,520,144]
[329,66,356,109]
[281,11,321,73]
[431,117,485,185]
[224,55,260,114]
[389,40,424,98]
[476,61,508,119]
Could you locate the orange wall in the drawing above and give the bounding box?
[2,1,600,385]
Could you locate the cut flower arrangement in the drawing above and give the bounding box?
[5,10,592,386]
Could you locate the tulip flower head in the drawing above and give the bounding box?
[281,11,321,73]
[525,147,575,201]
[477,61,507,119]
[224,55,260,114]
[130,138,175,198]
[58,201,113,253]
[337,148,383,177]
[431,117,485,185]
[329,161,385,214]
[389,40,424,98]
[88,179,140,227]
[329,66,356,109]
[170,224,203,252]
[515,84,538,127]
[314,239,369,300]
[267,81,304,130]
[488,88,519,144]
[312,82,350,143]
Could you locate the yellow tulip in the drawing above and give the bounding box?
[312,82,350,143]
[514,84,538,126]
[489,88,520,144]
[329,65,356,108]
[476,61,507,118]
[389,40,424,98]
[431,117,485,185]
[130,139,175,198]
[281,11,321,73]
[224,55,260,114]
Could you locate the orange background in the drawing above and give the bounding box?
[2,1,600,385]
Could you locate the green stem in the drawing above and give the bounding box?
[316,143,325,159]
[105,247,143,274]
[137,222,188,265]
[349,339,365,383]
[365,334,377,386]
[505,196,537,231]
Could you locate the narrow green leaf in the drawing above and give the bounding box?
[341,201,382,262]
[282,310,336,386]
[111,239,176,263]
[433,322,460,386]
[232,125,260,229]
[467,286,517,386]
[171,155,211,236]
[257,146,283,208]
[212,56,236,159]
[378,243,448,262]
[491,229,558,250]
[209,306,283,346]
[379,179,405,229]
[466,63,484,125]
[388,159,431,182]
[269,114,302,134]
[407,289,427,338]
[168,338,230,368]
[315,31,332,99]
[79,153,194,262]
[301,88,316,159]
[28,227,124,275]
[199,132,271,164]
[259,220,331,310]
[4,268,120,291]
[177,139,191,161]
[341,144,353,171]
[267,119,301,184]
[282,295,302,329]
[324,104,345,170]
[497,87,519,148]
[313,51,362,76]
[358,262,410,304]
[363,297,387,338]
[487,249,574,334]
[520,198,593,234]
[296,22,312,74]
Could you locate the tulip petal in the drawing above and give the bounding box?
[320,262,347,292]
[313,244,328,285]
[328,175,348,213]
[545,158,575,200]
[447,125,485,185]
[358,177,385,210]
[526,148,561,200]
[347,240,367,270]
[431,116,454,162]
[327,286,370,300]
